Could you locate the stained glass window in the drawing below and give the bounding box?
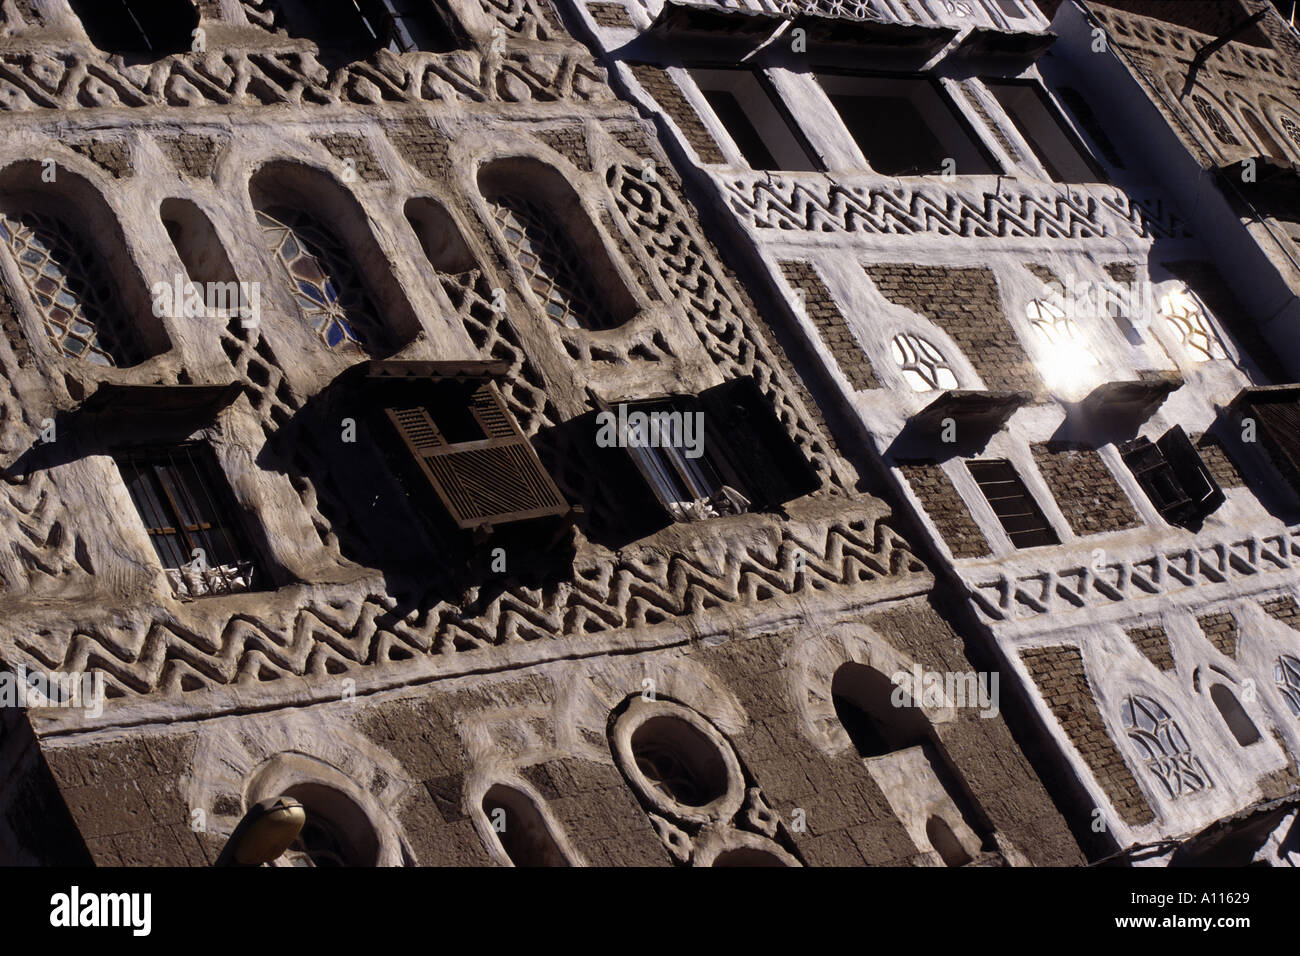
[1120,694,1213,799]
[0,210,132,366]
[256,205,385,349]
[488,194,617,331]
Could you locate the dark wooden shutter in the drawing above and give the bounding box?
[967,459,1058,548]
[385,382,568,531]
[1244,395,1300,491]
[1157,425,1224,516]
[1120,436,1197,525]
[696,378,819,509]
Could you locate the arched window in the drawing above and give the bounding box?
[480,784,570,867]
[1276,655,1300,718]
[479,160,636,332]
[890,333,958,392]
[1240,108,1286,160]
[1191,95,1241,146]
[68,0,199,59]
[1209,683,1262,746]
[257,205,386,350]
[277,783,379,867]
[1278,114,1300,152]
[250,163,416,353]
[1159,288,1225,363]
[1120,694,1213,799]
[711,847,787,866]
[831,662,933,758]
[0,209,136,366]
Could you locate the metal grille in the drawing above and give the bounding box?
[116,445,253,575]
[967,459,1058,549]
[0,210,131,366]
[257,205,386,349]
[488,194,617,331]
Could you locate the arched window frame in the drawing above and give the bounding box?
[1119,693,1213,800]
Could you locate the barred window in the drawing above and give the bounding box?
[257,206,386,350]
[0,210,135,366]
[488,193,618,331]
[967,459,1058,549]
[1120,694,1213,799]
[116,444,260,598]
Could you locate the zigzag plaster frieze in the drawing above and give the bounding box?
[969,525,1300,623]
[719,173,1190,241]
[0,44,612,114]
[5,505,923,699]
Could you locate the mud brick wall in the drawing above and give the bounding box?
[587,2,635,27]
[629,64,726,164]
[386,119,453,182]
[69,140,133,179]
[1031,443,1141,536]
[779,261,879,391]
[1194,432,1247,488]
[899,462,992,559]
[158,133,223,179]
[40,732,209,866]
[1260,594,1300,630]
[1197,610,1240,658]
[699,603,1085,866]
[535,128,593,171]
[866,264,1042,394]
[1020,645,1155,826]
[1126,623,1176,671]
[312,133,388,182]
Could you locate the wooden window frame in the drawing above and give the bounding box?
[967,458,1059,549]
[380,371,568,532]
[1120,425,1224,527]
[115,442,261,578]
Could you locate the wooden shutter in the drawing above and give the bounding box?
[1120,436,1197,525]
[696,378,819,509]
[967,459,1058,548]
[384,382,568,531]
[1244,395,1300,491]
[1157,425,1224,517]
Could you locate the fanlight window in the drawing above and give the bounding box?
[1026,297,1096,356]
[1159,289,1225,363]
[1191,96,1240,146]
[488,194,617,331]
[1276,655,1300,718]
[891,333,958,392]
[1278,113,1300,151]
[257,206,384,349]
[1120,694,1213,800]
[0,211,130,366]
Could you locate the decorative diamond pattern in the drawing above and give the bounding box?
[489,194,617,330]
[256,206,384,349]
[0,210,128,366]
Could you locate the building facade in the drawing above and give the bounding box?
[0,0,1085,866]
[561,0,1300,863]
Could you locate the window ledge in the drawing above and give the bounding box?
[166,560,256,601]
